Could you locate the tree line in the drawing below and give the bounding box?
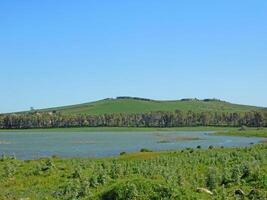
[0,110,266,129]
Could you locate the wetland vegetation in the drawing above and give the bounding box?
[0,144,266,200]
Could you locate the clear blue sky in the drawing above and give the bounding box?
[0,0,267,113]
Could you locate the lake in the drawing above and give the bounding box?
[0,131,263,160]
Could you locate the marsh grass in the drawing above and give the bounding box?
[157,136,201,143]
[215,128,267,138]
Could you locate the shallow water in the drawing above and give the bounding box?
[0,131,263,160]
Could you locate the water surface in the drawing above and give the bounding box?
[0,131,263,160]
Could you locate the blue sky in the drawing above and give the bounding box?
[0,0,267,113]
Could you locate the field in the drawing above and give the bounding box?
[0,144,266,200]
[24,98,262,115]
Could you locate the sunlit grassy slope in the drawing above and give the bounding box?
[35,97,262,115]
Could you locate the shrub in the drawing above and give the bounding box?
[98,174,109,185]
[140,148,153,152]
[42,159,55,172]
[206,168,218,190]
[54,179,91,200]
[221,168,231,186]
[257,174,267,188]
[120,152,127,156]
[89,175,99,188]
[32,163,42,176]
[239,125,247,131]
[72,169,82,179]
[101,178,175,200]
[208,145,214,149]
[3,162,16,178]
[241,163,251,179]
[0,154,7,162]
[231,165,241,183]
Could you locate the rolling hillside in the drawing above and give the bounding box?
[33,97,262,115]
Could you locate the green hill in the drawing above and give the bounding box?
[34,97,262,115]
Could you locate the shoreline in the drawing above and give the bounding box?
[0,127,266,139]
[214,128,267,138]
[0,126,237,132]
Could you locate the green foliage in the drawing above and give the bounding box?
[42,159,55,172]
[0,145,266,199]
[205,168,218,190]
[89,175,99,188]
[119,151,127,156]
[221,168,231,186]
[0,155,17,178]
[101,179,175,200]
[1,110,267,129]
[140,148,153,152]
[208,145,214,149]
[1,98,266,129]
[231,165,241,183]
[241,162,251,179]
[55,179,92,200]
[3,162,16,178]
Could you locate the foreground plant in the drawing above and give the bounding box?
[0,144,266,199]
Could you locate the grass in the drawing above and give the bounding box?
[0,126,238,132]
[0,144,266,199]
[16,98,262,115]
[157,136,201,143]
[214,128,267,138]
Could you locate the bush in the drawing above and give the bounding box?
[231,165,241,183]
[42,159,55,172]
[54,179,91,200]
[89,175,99,188]
[208,145,214,149]
[98,174,109,185]
[206,168,218,190]
[239,125,247,131]
[120,152,127,156]
[221,168,231,186]
[140,148,153,152]
[3,162,16,178]
[241,163,251,179]
[257,174,267,188]
[101,178,175,200]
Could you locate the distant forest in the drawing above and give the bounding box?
[0,110,267,129]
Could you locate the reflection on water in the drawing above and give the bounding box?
[0,131,264,160]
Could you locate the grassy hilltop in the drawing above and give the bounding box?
[33,97,261,115]
[1,97,265,130]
